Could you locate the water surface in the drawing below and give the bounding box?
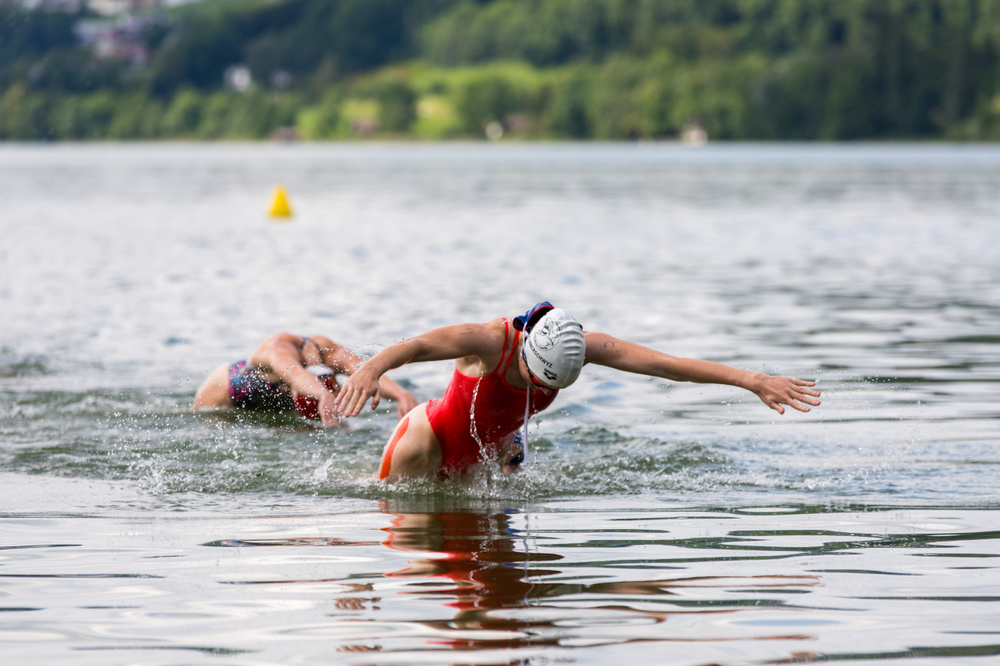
[1,143,998,664]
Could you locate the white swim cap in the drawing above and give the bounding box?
[521,308,585,389]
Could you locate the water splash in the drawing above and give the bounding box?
[468,375,483,451]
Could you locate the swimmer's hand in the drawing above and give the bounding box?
[335,365,383,418]
[750,374,821,414]
[318,392,343,428]
[396,391,418,419]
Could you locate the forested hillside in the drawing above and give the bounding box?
[2,0,999,141]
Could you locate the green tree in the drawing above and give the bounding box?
[85,92,118,138]
[588,55,645,138]
[107,93,164,139]
[377,81,418,133]
[0,85,52,139]
[196,92,235,138]
[163,89,205,137]
[545,68,593,138]
[151,20,242,95]
[297,89,343,139]
[455,73,527,133]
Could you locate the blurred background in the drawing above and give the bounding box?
[2,0,1000,143]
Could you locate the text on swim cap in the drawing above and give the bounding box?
[526,341,553,368]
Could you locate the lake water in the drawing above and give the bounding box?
[1,142,999,665]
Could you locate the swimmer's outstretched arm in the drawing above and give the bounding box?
[262,334,416,424]
[261,335,345,427]
[583,332,820,414]
[315,341,417,418]
[335,323,501,418]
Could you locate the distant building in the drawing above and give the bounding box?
[224,65,253,93]
[88,0,159,16]
[7,0,86,11]
[681,122,708,146]
[2,0,205,12]
[75,12,165,66]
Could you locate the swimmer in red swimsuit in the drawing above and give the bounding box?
[193,332,417,427]
[335,302,821,481]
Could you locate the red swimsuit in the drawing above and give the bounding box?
[425,319,558,474]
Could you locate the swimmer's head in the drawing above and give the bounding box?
[521,307,585,389]
[294,365,337,420]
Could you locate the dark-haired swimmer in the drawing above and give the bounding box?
[194,332,417,427]
[334,302,820,481]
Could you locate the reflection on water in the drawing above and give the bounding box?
[208,507,822,656]
[372,506,822,653]
[187,500,1000,663]
[1,474,999,663]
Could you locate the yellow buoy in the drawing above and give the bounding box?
[268,186,294,219]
